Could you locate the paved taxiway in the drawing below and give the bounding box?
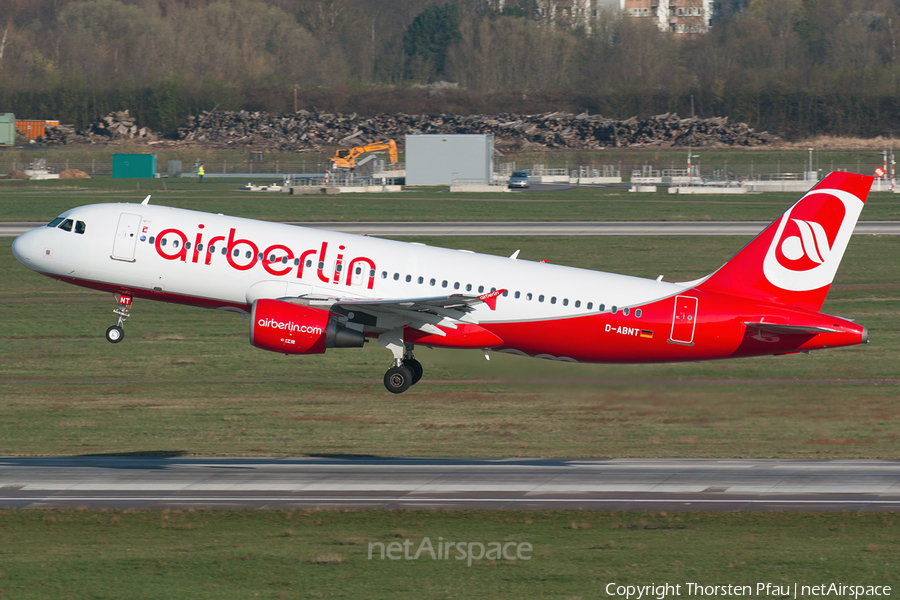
[2,457,899,511]
[4,221,900,237]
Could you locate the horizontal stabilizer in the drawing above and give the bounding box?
[743,322,838,335]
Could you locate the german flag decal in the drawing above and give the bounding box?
[640,330,654,339]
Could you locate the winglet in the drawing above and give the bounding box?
[478,289,505,311]
[141,195,151,205]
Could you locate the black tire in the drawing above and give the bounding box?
[105,325,124,344]
[384,366,412,394]
[404,358,424,385]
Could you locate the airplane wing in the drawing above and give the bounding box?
[743,322,839,335]
[293,290,506,337]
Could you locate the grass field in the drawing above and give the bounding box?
[2,235,898,458]
[3,179,900,223]
[0,508,896,599]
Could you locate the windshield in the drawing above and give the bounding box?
[512,171,528,177]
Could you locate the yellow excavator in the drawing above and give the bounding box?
[331,139,399,171]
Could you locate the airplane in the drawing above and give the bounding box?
[11,171,872,394]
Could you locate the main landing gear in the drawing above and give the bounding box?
[105,294,132,343]
[382,342,424,394]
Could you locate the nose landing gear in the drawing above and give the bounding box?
[106,294,132,343]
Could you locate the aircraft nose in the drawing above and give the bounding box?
[11,228,41,267]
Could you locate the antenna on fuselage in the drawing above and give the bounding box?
[141,195,151,205]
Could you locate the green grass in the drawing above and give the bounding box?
[2,236,899,458]
[3,170,900,223]
[0,509,895,599]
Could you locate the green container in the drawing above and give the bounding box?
[0,114,15,146]
[112,154,157,178]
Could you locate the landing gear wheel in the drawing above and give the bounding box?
[105,325,125,343]
[384,366,413,394]
[404,358,423,385]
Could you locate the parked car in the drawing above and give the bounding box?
[508,170,530,189]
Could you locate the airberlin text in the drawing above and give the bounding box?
[605,582,891,599]
[256,318,322,335]
[154,225,377,289]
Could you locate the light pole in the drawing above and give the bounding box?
[808,148,813,181]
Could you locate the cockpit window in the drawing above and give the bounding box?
[47,217,65,227]
[74,221,86,235]
[59,219,74,232]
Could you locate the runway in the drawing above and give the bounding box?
[2,457,899,511]
[4,221,900,237]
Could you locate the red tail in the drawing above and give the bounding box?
[696,172,873,311]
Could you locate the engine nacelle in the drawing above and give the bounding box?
[250,298,365,355]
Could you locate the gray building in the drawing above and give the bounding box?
[405,134,494,186]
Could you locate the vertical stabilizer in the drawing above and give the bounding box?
[696,171,874,311]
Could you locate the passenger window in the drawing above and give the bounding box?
[149,236,156,244]
[406,275,412,282]
[562,298,568,306]
[442,280,448,288]
[539,295,545,302]
[635,309,642,318]
[47,217,65,227]
[161,239,168,246]
[527,293,533,300]
[514,291,520,299]
[59,219,73,232]
[173,240,180,248]
[623,308,630,316]
[369,270,375,277]
[575,300,580,308]
[74,221,86,235]
[599,304,605,311]
[418,276,424,284]
[336,264,342,272]
[551,297,557,304]
[502,290,508,297]
[393,273,399,280]
[588,302,594,310]
[357,267,362,275]
[232,249,238,256]
[197,244,203,251]
[478,286,484,293]
[295,259,301,266]
[430,278,436,286]
[320,262,326,270]
[222,247,227,255]
[269,254,276,262]
[454,282,460,289]
[307,260,313,267]
[281,257,288,264]
[466,284,472,291]
[245,251,251,259]
[381,271,388,279]
[611,306,618,314]
[184,242,190,250]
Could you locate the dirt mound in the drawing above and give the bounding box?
[0,170,31,180]
[59,169,91,179]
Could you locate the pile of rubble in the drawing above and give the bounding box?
[38,110,156,145]
[176,110,776,152]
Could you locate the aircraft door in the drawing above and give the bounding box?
[111,213,142,262]
[669,295,698,345]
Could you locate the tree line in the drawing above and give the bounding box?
[0,0,898,140]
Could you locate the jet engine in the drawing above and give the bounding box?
[250,298,365,355]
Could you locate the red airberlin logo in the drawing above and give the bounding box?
[763,188,862,292]
[153,225,377,289]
